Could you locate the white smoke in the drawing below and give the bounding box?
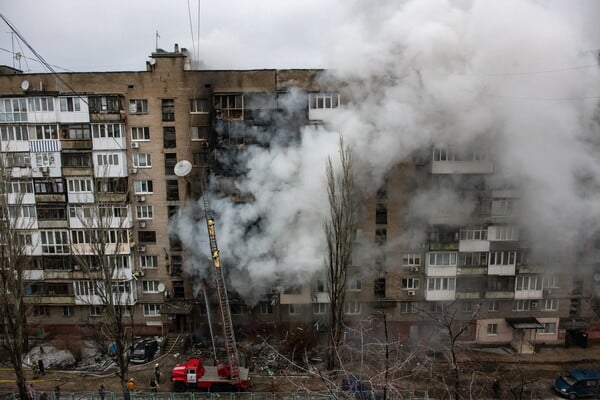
[171,0,600,303]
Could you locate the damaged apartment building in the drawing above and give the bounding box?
[0,45,596,352]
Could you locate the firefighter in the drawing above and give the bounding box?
[212,250,220,268]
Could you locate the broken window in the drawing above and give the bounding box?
[374,278,385,297]
[375,204,387,225]
[138,231,156,244]
[164,153,177,175]
[162,99,175,121]
[168,205,179,218]
[375,228,387,246]
[213,94,243,120]
[129,99,148,114]
[190,98,209,113]
[163,127,176,148]
[191,126,210,141]
[166,179,179,201]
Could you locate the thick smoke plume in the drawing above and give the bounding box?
[171,0,600,304]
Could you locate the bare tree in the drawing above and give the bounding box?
[324,136,357,371]
[70,177,135,390]
[0,165,35,400]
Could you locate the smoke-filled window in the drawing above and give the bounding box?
[402,253,421,266]
[308,92,339,109]
[375,204,387,225]
[190,98,209,113]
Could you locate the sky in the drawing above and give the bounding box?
[1,0,599,73]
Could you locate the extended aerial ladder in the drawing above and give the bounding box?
[201,195,241,385]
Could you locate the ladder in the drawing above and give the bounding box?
[202,196,240,384]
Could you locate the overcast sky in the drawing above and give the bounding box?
[1,0,599,73]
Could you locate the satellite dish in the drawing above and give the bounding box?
[157,283,166,293]
[174,160,192,177]
[21,80,29,91]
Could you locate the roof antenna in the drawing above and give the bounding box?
[155,30,160,51]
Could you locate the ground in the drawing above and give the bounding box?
[0,340,599,398]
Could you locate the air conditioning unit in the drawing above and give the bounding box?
[131,142,140,149]
[411,266,419,272]
[130,168,138,174]
[138,244,146,252]
[137,196,146,202]
[408,290,416,296]
[138,220,146,228]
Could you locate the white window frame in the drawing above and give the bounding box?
[488,300,499,312]
[495,226,517,241]
[97,153,119,166]
[129,99,148,114]
[308,92,340,110]
[67,178,93,193]
[40,230,69,254]
[513,299,531,311]
[486,323,498,335]
[399,302,416,313]
[190,98,209,113]
[402,278,420,290]
[28,97,55,112]
[459,226,488,241]
[428,252,457,266]
[516,276,542,291]
[0,125,28,141]
[136,205,153,220]
[131,127,150,141]
[402,253,421,266]
[59,97,81,112]
[540,322,556,334]
[143,304,161,317]
[541,298,559,311]
[489,251,516,266]
[134,180,153,194]
[140,255,158,269]
[427,277,456,291]
[132,154,152,168]
[312,303,327,315]
[91,124,122,138]
[344,301,361,315]
[142,280,161,293]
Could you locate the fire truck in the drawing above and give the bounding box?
[170,171,250,391]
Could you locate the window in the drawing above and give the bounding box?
[495,226,518,240]
[70,230,91,244]
[69,205,92,219]
[488,300,499,312]
[33,306,50,317]
[36,204,66,220]
[162,99,175,121]
[543,275,559,289]
[168,205,179,218]
[402,278,420,290]
[540,322,556,334]
[97,153,119,166]
[59,97,81,112]
[312,303,327,315]
[134,180,153,194]
[492,199,514,216]
[143,281,161,293]
[284,286,302,295]
[513,300,531,311]
[9,205,36,218]
[259,302,274,315]
[289,304,299,316]
[62,153,91,168]
[163,127,176,148]
[90,306,102,317]
[486,323,498,335]
[5,180,34,194]
[344,302,361,315]
[28,97,54,112]
[459,226,488,241]
[35,152,56,167]
[67,178,93,193]
[40,230,69,254]
[399,302,416,313]
[131,127,150,141]
[542,298,559,311]
[347,279,361,291]
[132,154,152,168]
[191,126,210,141]
[96,178,127,193]
[140,255,158,269]
[173,281,185,299]
[489,251,516,266]
[308,92,340,109]
[164,153,177,175]
[0,98,28,122]
[516,276,542,291]
[143,304,161,317]
[375,204,387,225]
[0,125,28,141]
[61,124,91,139]
[428,252,457,266]
[129,99,148,114]
[192,152,208,166]
[3,152,30,168]
[458,252,488,266]
[34,178,63,194]
[402,253,421,266]
[427,277,456,291]
[88,96,121,113]
[190,98,209,113]
[433,147,457,161]
[171,255,183,276]
[166,180,179,201]
[136,205,153,220]
[375,228,387,246]
[213,94,243,119]
[91,124,122,138]
[138,231,157,244]
[62,306,73,317]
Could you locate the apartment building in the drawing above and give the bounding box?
[0,45,594,351]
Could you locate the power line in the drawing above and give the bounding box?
[187,0,196,60]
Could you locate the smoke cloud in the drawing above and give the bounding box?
[171,0,600,304]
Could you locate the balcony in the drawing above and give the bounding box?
[62,167,94,176]
[514,289,543,300]
[457,266,488,275]
[37,220,68,229]
[431,160,494,175]
[488,264,516,276]
[25,295,75,305]
[61,139,92,150]
[455,291,483,300]
[425,290,455,301]
[485,291,515,299]
[35,193,66,203]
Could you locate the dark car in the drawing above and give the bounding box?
[129,338,159,364]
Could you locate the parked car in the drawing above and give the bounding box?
[555,368,600,399]
[130,338,159,364]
